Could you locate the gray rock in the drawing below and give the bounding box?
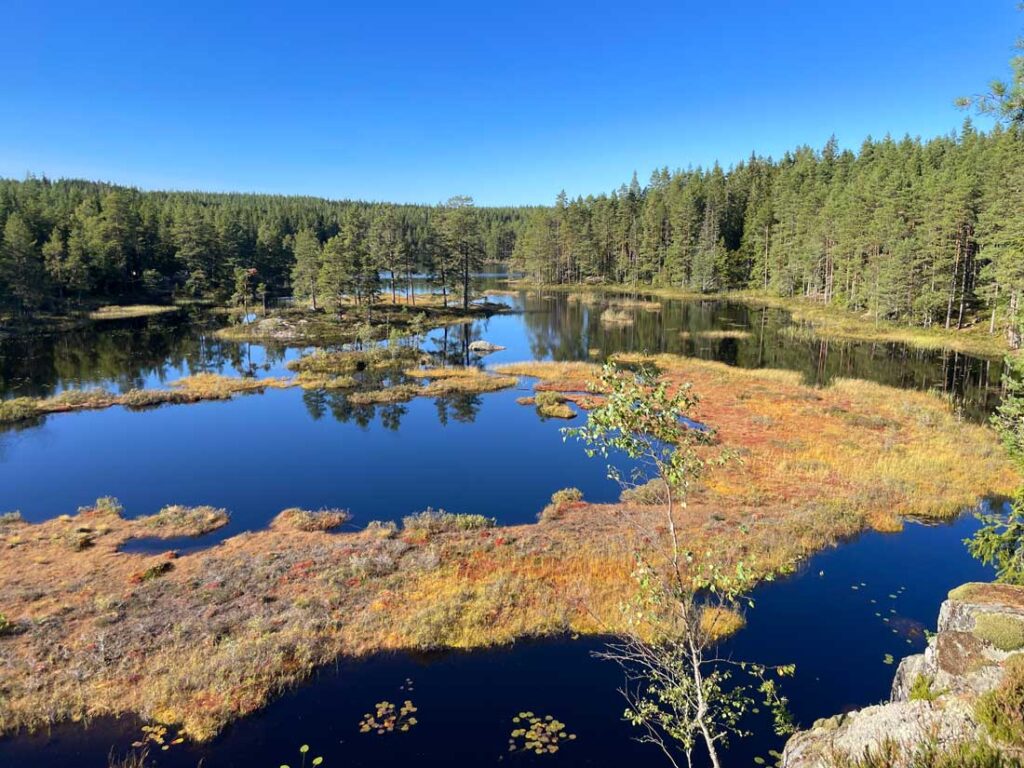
[783,584,1024,767]
[468,340,506,354]
[892,652,929,702]
[782,699,981,768]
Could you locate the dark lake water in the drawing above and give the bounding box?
[0,284,1008,766]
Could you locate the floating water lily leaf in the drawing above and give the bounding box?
[507,712,575,756]
[358,699,418,735]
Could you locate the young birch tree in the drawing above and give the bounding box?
[565,363,793,768]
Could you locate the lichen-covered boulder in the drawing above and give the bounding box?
[784,582,1024,768]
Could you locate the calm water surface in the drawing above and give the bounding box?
[0,286,1007,766]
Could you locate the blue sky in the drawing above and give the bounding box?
[1,1,1019,205]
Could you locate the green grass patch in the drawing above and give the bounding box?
[88,305,180,321]
[974,614,1024,652]
[908,674,946,702]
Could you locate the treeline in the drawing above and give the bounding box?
[512,123,1024,346]
[0,178,532,313]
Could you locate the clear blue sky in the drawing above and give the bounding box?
[1,1,1019,206]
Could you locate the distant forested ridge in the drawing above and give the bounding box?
[0,179,533,312]
[3,122,1022,345]
[512,123,1024,346]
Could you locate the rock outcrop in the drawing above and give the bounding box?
[782,582,1024,767]
[468,340,506,353]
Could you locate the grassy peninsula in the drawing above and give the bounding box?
[0,354,1014,741]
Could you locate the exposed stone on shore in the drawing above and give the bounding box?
[468,340,506,353]
[782,582,1024,767]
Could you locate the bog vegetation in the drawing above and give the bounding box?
[0,354,1014,744]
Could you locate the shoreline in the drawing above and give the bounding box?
[0,354,1015,742]
[507,282,1014,359]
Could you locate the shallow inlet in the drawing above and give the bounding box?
[0,513,997,767]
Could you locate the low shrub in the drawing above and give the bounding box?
[365,520,398,538]
[272,508,351,532]
[534,391,576,419]
[402,508,495,536]
[620,478,671,506]
[0,612,13,636]
[0,397,41,425]
[0,511,23,526]
[829,737,1019,767]
[345,551,400,579]
[84,496,125,518]
[131,561,175,584]
[908,674,945,702]
[539,488,584,522]
[64,527,97,551]
[976,655,1024,748]
[140,505,229,536]
[974,614,1024,652]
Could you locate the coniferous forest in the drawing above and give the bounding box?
[2,133,1023,346]
[510,124,1024,346]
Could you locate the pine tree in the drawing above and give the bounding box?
[439,196,483,310]
[291,229,322,309]
[369,205,406,303]
[0,213,46,312]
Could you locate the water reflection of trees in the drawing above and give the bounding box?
[515,292,1002,421]
[0,311,291,398]
[301,388,482,431]
[298,322,488,430]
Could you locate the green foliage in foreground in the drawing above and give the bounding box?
[908,674,945,702]
[968,356,1024,585]
[566,364,793,768]
[976,656,1024,750]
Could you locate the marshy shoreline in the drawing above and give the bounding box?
[511,282,1015,359]
[0,353,1016,744]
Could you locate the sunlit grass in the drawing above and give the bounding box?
[0,354,1017,743]
[520,283,1013,357]
[88,305,181,321]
